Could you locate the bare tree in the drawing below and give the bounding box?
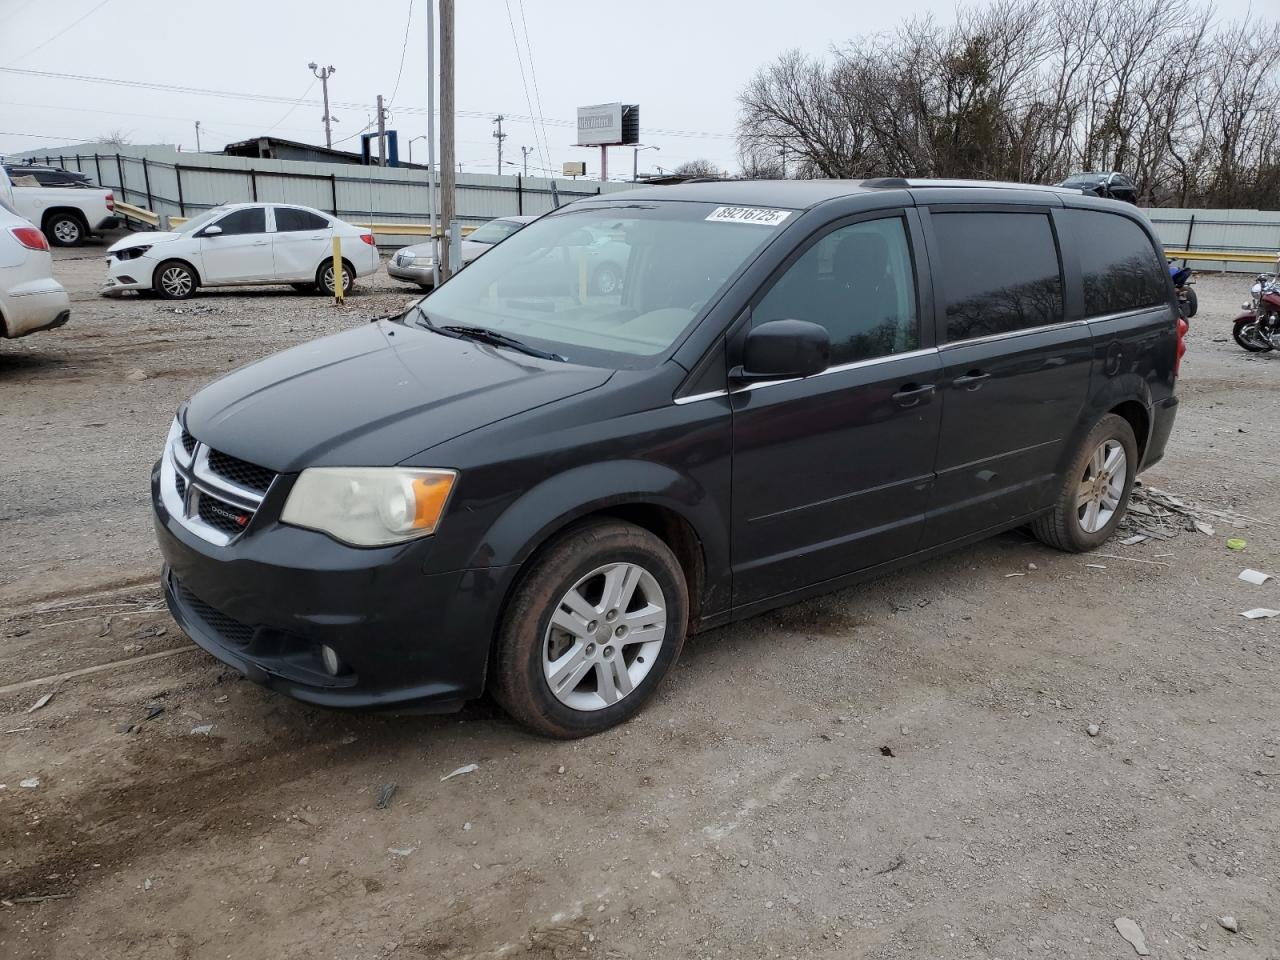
[672,159,723,178]
[736,0,1280,206]
[96,129,131,147]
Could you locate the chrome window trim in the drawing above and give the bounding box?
[938,318,1087,351]
[1082,304,1169,324]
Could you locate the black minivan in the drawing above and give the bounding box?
[153,179,1183,737]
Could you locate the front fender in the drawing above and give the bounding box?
[1233,311,1257,324]
[469,459,731,616]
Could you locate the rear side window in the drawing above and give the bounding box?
[931,212,1063,341]
[754,216,919,366]
[214,207,266,235]
[274,207,329,232]
[1066,209,1168,316]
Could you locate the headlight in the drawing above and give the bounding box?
[281,467,457,546]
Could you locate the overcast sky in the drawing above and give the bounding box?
[0,0,1265,179]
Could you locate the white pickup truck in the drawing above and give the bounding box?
[5,171,119,247]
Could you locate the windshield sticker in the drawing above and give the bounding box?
[705,206,792,226]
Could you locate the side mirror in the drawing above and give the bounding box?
[734,319,830,380]
[200,224,223,237]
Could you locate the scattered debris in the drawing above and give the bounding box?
[144,703,165,721]
[873,854,906,875]
[387,847,415,857]
[1087,724,1101,737]
[1240,609,1280,620]
[1086,563,1107,570]
[190,724,213,735]
[125,368,148,383]
[115,723,135,734]
[1114,917,1151,956]
[143,878,153,891]
[463,822,472,831]
[213,695,228,704]
[1119,534,1149,546]
[1227,538,1247,551]
[879,746,895,757]
[9,894,72,904]
[375,782,398,809]
[19,777,40,789]
[1093,553,1170,567]
[1005,572,1026,578]
[1217,916,1239,933]
[1195,521,1215,536]
[24,692,53,714]
[441,763,479,782]
[557,765,566,774]
[1239,569,1273,585]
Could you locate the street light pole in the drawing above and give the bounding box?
[194,120,201,153]
[633,144,659,182]
[308,62,337,148]
[426,0,439,288]
[521,145,532,177]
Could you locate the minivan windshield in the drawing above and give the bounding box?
[415,200,790,366]
[466,218,525,245]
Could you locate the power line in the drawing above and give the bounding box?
[515,0,553,177]
[387,0,414,105]
[4,0,112,68]
[263,79,317,136]
[502,0,545,176]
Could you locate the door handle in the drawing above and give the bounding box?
[953,370,991,390]
[252,240,269,246]
[891,383,935,408]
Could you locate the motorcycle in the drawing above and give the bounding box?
[1169,260,1196,321]
[1233,274,1280,352]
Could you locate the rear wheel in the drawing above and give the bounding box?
[1233,317,1273,352]
[317,258,355,296]
[491,520,688,738]
[45,212,85,247]
[1185,287,1198,317]
[153,260,197,300]
[1031,414,1137,552]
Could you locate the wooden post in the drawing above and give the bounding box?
[332,236,344,304]
[439,0,456,277]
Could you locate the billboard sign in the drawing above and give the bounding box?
[576,103,639,146]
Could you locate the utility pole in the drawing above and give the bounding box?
[521,145,532,177]
[376,94,387,166]
[309,62,337,148]
[439,0,456,277]
[492,115,507,175]
[194,121,201,153]
[426,0,439,288]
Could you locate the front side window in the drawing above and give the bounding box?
[1065,209,1168,317]
[274,207,329,232]
[753,217,919,366]
[417,200,788,366]
[212,207,266,236]
[932,212,1063,341]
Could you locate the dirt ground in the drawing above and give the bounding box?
[1,241,1277,960]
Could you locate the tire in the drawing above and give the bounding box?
[317,259,355,296]
[591,263,621,296]
[1186,287,1198,318]
[1233,317,1274,352]
[153,260,198,300]
[491,520,689,739]
[45,212,86,247]
[1031,414,1138,553]
[291,282,317,293]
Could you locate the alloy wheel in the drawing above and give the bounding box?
[542,562,667,711]
[53,219,81,244]
[160,266,193,298]
[1076,439,1127,533]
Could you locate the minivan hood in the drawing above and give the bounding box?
[183,320,612,472]
[108,231,181,252]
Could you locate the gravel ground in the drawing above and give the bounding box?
[1,241,1277,960]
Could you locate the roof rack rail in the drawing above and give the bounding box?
[860,177,909,188]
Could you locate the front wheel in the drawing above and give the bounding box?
[1233,317,1274,352]
[1185,287,1198,317]
[46,213,85,247]
[316,259,355,296]
[153,260,197,300]
[491,520,689,738]
[1031,414,1138,552]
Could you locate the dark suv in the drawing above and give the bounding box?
[153,179,1183,737]
[3,164,94,188]
[1057,172,1138,204]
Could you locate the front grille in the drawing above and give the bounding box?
[197,494,251,536]
[174,577,255,646]
[208,450,274,494]
[163,419,273,546]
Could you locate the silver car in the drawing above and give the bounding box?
[388,215,535,289]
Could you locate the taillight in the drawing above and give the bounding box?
[1174,315,1188,377]
[106,192,115,212]
[10,226,49,251]
[359,233,376,247]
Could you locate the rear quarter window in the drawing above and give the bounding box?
[1065,209,1168,316]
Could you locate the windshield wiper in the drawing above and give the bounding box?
[439,324,566,362]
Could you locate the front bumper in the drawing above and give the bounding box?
[387,257,435,286]
[152,462,515,710]
[102,253,156,294]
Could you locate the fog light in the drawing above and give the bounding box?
[320,645,342,676]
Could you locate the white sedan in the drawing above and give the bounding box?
[102,203,380,300]
[1,193,71,340]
